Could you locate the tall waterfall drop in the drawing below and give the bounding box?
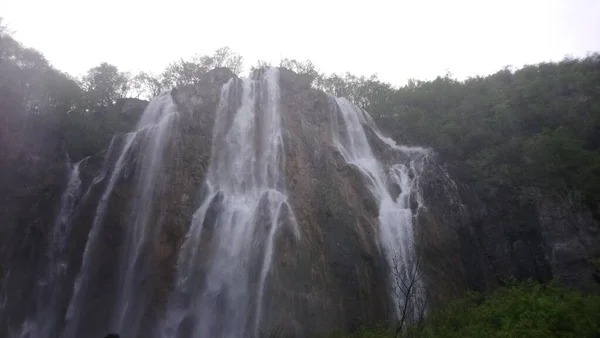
[330,97,429,321]
[17,159,83,338]
[62,93,178,338]
[163,68,298,338]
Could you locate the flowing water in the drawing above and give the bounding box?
[61,92,178,338]
[163,68,298,338]
[330,97,429,322]
[4,68,436,338]
[17,159,83,338]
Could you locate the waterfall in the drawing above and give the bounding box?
[1,67,451,338]
[16,159,83,338]
[110,94,178,338]
[163,68,298,338]
[330,97,429,323]
[61,93,177,338]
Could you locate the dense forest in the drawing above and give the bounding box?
[2,17,600,337]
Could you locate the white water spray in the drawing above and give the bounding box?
[62,93,177,338]
[163,68,298,338]
[16,159,83,338]
[330,96,429,322]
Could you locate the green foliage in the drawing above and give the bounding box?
[415,281,600,338]
[523,128,600,198]
[80,62,130,109]
[60,106,140,160]
[279,58,320,82]
[0,25,82,116]
[1,23,250,160]
[131,71,164,98]
[0,21,139,160]
[591,258,600,272]
[211,46,244,75]
[329,55,600,210]
[250,59,274,72]
[323,282,600,338]
[317,73,394,113]
[323,324,395,338]
[159,46,244,89]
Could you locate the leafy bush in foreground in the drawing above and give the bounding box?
[321,281,600,338]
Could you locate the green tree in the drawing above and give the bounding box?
[0,18,82,117]
[130,72,164,99]
[160,46,244,88]
[212,46,244,75]
[81,62,130,109]
[280,58,320,80]
[249,59,273,72]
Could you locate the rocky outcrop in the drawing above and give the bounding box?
[0,104,67,332]
[114,97,148,124]
[0,104,143,336]
[162,68,388,336]
[261,68,388,336]
[65,68,390,337]
[537,194,600,290]
[417,161,600,305]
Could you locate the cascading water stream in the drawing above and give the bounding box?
[163,68,298,338]
[61,92,177,338]
[110,93,178,338]
[16,159,83,338]
[330,96,429,322]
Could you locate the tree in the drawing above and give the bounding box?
[212,46,243,75]
[0,18,82,118]
[318,72,394,112]
[279,58,321,85]
[81,62,130,110]
[130,72,164,99]
[280,58,318,75]
[390,247,426,336]
[160,46,244,88]
[161,57,213,88]
[249,59,273,73]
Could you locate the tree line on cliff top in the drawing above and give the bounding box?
[3,18,599,214]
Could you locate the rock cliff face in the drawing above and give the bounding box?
[417,163,600,300]
[0,111,67,334]
[1,67,599,338]
[162,68,391,337]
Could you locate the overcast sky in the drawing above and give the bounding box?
[1,0,599,85]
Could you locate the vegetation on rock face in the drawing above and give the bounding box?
[318,281,600,338]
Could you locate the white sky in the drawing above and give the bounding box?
[1,0,599,85]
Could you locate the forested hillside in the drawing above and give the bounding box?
[369,59,600,213]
